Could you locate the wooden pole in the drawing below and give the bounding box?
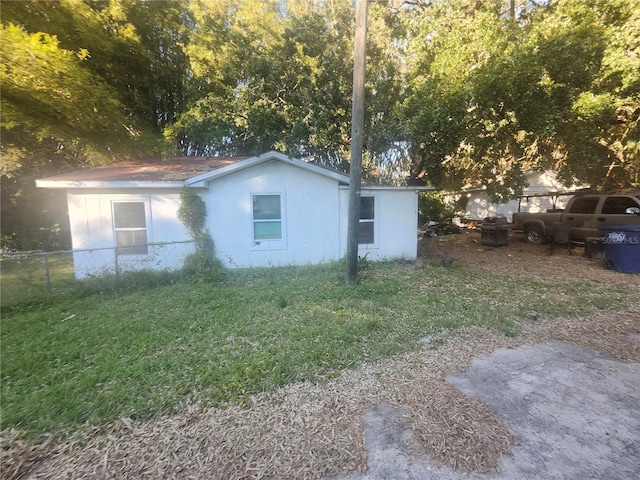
[346,0,368,285]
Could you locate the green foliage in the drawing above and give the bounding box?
[418,192,460,223]
[1,0,193,249]
[0,173,71,251]
[403,0,640,196]
[166,0,404,170]
[175,188,223,286]
[0,19,162,175]
[177,188,216,264]
[177,188,207,237]
[181,251,227,283]
[357,252,372,278]
[2,0,640,255]
[2,260,636,437]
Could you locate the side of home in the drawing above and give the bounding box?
[37,152,427,278]
[194,157,419,268]
[64,189,193,278]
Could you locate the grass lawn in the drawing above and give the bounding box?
[1,259,635,437]
[0,253,75,306]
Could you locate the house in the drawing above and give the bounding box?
[446,170,589,222]
[37,151,431,278]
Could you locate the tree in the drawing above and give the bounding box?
[3,0,637,250]
[165,0,406,172]
[1,0,191,174]
[547,0,640,189]
[1,0,191,249]
[1,23,158,173]
[401,0,640,199]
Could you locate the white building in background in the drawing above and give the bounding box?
[447,170,589,222]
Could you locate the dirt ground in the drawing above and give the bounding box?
[419,228,630,285]
[2,230,639,480]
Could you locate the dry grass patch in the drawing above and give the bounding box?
[4,302,639,480]
[3,231,639,479]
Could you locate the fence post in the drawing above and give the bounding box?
[44,254,52,291]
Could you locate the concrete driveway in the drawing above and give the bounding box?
[332,337,640,480]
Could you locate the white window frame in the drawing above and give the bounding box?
[251,192,287,250]
[358,194,378,247]
[112,199,152,258]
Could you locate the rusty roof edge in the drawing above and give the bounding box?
[35,179,186,189]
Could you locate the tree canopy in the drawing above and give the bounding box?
[403,0,640,198]
[2,0,639,248]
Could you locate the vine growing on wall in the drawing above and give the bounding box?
[177,188,214,260]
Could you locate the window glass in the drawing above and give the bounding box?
[602,197,638,214]
[253,195,282,242]
[568,197,599,214]
[115,231,148,255]
[254,221,282,240]
[253,195,281,220]
[114,202,146,228]
[358,221,374,244]
[360,196,375,220]
[358,196,374,244]
[113,202,148,255]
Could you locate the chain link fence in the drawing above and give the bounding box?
[1,240,196,306]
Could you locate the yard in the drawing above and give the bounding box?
[2,230,639,479]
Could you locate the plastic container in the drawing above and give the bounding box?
[600,225,640,273]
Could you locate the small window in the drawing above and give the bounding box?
[358,196,374,244]
[602,197,639,215]
[252,194,282,243]
[113,202,148,255]
[568,197,599,214]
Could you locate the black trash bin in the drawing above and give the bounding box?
[600,225,640,273]
[481,217,510,247]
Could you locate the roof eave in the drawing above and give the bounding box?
[184,150,351,185]
[35,180,185,189]
[339,185,435,191]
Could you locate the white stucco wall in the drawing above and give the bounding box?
[203,159,342,268]
[339,187,419,262]
[64,160,421,277]
[66,189,192,278]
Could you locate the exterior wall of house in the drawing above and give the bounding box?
[339,187,419,262]
[203,159,342,268]
[451,171,585,222]
[66,189,192,278]
[63,159,421,276]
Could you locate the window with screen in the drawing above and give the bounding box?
[252,194,282,243]
[113,202,148,255]
[358,196,375,244]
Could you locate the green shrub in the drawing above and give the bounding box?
[419,192,460,223]
[182,251,227,283]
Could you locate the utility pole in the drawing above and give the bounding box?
[346,0,368,285]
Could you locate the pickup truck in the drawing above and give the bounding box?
[512,192,640,244]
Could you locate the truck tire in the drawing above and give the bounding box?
[524,224,545,245]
